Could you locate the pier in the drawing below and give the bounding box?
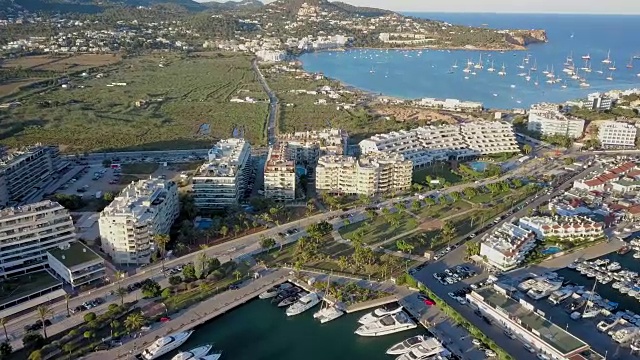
[83,269,290,360]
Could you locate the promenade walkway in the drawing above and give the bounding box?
[83,268,290,360]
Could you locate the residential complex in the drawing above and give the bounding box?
[527,104,585,138]
[597,121,637,149]
[192,138,252,209]
[467,285,598,360]
[99,177,179,265]
[414,98,483,112]
[573,161,636,192]
[518,216,604,240]
[0,145,61,206]
[479,222,536,271]
[277,128,348,165]
[315,153,412,196]
[256,49,286,62]
[585,93,614,111]
[264,144,297,201]
[359,121,519,168]
[0,200,76,278]
[47,241,106,289]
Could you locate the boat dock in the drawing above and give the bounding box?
[83,269,291,360]
[345,295,399,313]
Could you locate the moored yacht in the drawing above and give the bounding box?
[314,305,344,323]
[194,355,222,360]
[277,292,305,308]
[358,304,403,324]
[141,331,194,360]
[171,345,212,360]
[608,262,622,272]
[386,335,430,355]
[355,311,417,337]
[395,338,446,360]
[260,283,292,299]
[286,292,320,316]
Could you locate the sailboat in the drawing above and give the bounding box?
[447,67,454,74]
[596,64,604,74]
[452,60,458,68]
[313,275,344,323]
[609,62,617,71]
[525,70,531,81]
[580,60,589,71]
[530,59,538,71]
[582,53,591,60]
[627,58,634,69]
[542,65,550,75]
[606,72,614,81]
[546,65,555,78]
[534,76,539,86]
[369,67,375,74]
[498,63,506,76]
[474,54,483,69]
[561,81,568,89]
[463,64,471,73]
[564,52,573,66]
[466,58,474,67]
[518,57,526,69]
[487,60,496,72]
[585,61,592,73]
[602,50,612,64]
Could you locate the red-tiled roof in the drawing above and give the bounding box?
[609,162,636,174]
[627,205,640,215]
[584,179,604,187]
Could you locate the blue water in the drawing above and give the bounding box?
[541,246,562,255]
[299,14,640,109]
[468,161,488,172]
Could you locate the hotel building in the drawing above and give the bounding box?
[359,121,519,168]
[99,177,179,265]
[315,153,412,196]
[597,121,637,149]
[264,143,296,201]
[466,285,601,360]
[0,145,61,206]
[527,104,585,138]
[518,216,604,240]
[192,138,252,209]
[0,200,76,278]
[277,128,348,165]
[479,222,537,271]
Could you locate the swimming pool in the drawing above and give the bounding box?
[468,161,488,172]
[541,246,562,255]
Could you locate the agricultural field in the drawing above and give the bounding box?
[0,78,44,97]
[1,54,122,71]
[0,52,269,152]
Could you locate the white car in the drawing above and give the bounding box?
[523,344,536,353]
[485,350,496,357]
[457,297,467,305]
[472,338,482,346]
[537,354,550,360]
[448,292,456,299]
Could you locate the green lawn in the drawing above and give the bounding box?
[468,191,508,204]
[412,165,463,185]
[416,200,472,219]
[0,52,269,152]
[338,213,417,245]
[118,174,140,185]
[121,162,159,174]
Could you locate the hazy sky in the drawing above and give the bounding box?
[199,0,640,14]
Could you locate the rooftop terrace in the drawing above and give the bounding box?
[48,242,102,269]
[475,286,587,355]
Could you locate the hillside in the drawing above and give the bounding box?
[5,0,206,13]
[201,0,264,11]
[265,0,394,17]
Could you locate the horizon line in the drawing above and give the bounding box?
[399,10,640,16]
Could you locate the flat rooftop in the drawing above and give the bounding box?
[0,271,61,305]
[48,242,102,268]
[475,286,587,355]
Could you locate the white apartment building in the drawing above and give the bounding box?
[359,122,519,168]
[416,98,483,112]
[47,241,105,289]
[598,121,637,149]
[256,49,287,62]
[518,216,604,240]
[527,105,585,138]
[585,94,613,111]
[315,153,412,196]
[0,200,76,278]
[99,177,179,265]
[192,138,251,209]
[264,144,296,201]
[277,128,348,165]
[0,145,61,206]
[479,222,537,271]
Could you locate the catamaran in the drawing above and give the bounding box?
[313,275,344,323]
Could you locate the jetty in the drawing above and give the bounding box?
[83,269,290,360]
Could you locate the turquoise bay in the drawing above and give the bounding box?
[299,13,640,109]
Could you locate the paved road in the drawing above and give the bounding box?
[252,59,278,145]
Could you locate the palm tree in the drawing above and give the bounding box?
[64,294,71,317]
[115,287,128,306]
[153,234,170,273]
[0,317,7,340]
[124,313,145,334]
[523,144,532,155]
[36,305,52,339]
[232,269,242,281]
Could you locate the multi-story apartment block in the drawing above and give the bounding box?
[585,94,613,111]
[0,200,76,278]
[264,143,296,201]
[315,153,412,196]
[192,138,251,209]
[0,145,61,206]
[47,241,105,289]
[359,121,519,168]
[527,104,585,138]
[479,222,537,271]
[598,121,637,149]
[277,128,348,165]
[518,216,604,240]
[99,177,179,265]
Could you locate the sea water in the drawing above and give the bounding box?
[158,299,423,360]
[299,14,640,109]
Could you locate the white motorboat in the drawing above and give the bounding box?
[355,311,417,337]
[313,306,344,323]
[260,283,292,299]
[193,354,222,360]
[358,304,404,324]
[620,285,631,294]
[386,335,427,355]
[141,331,194,360]
[612,282,622,289]
[286,292,320,316]
[171,345,212,360]
[608,262,622,272]
[634,252,640,259]
[395,338,446,360]
[277,292,305,308]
